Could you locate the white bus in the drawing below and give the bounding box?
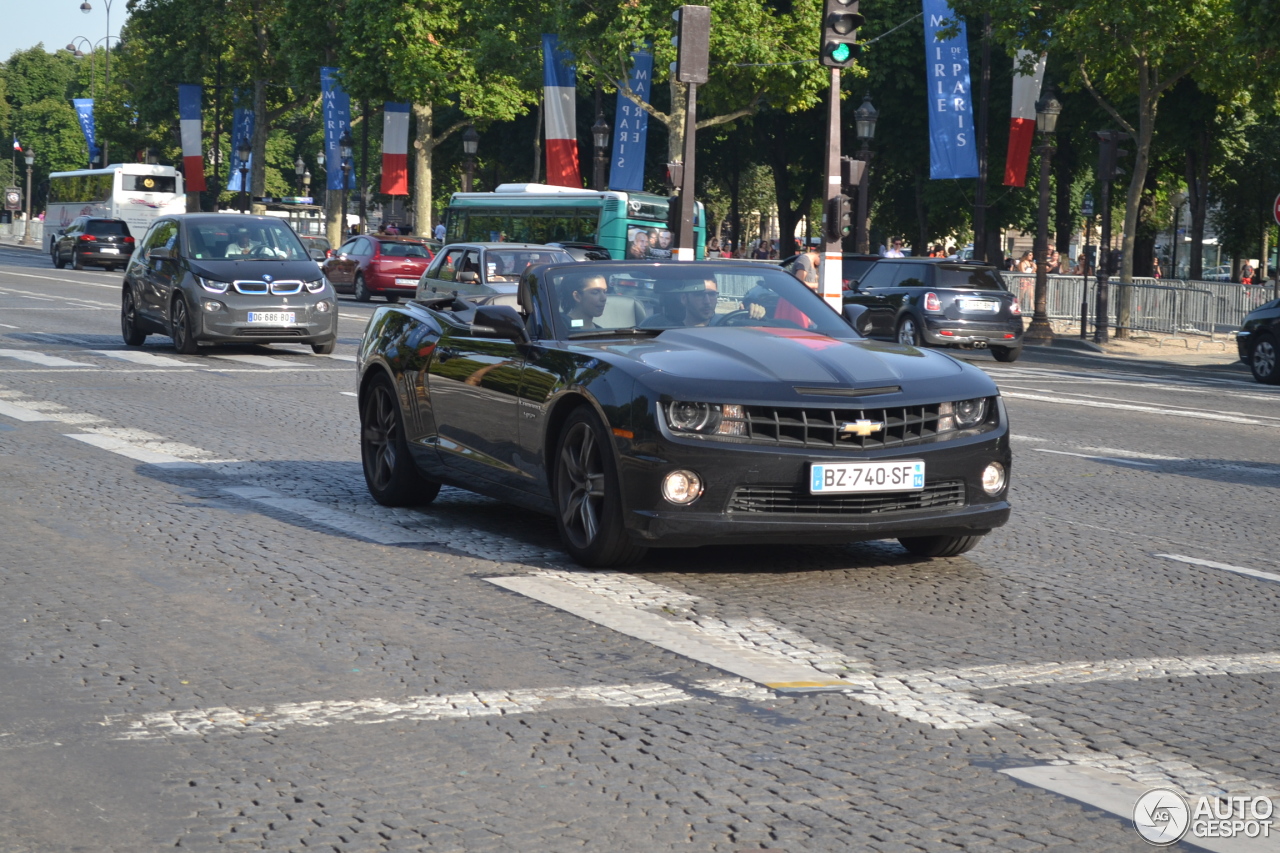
[45,164,186,250]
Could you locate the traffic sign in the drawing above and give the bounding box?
[3,187,19,212]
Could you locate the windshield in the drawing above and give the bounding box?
[547,264,855,339]
[379,241,430,258]
[186,219,310,261]
[487,248,574,282]
[934,266,1008,290]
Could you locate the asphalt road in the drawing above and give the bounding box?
[1,242,1277,853]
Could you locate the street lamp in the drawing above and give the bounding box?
[1025,87,1062,345]
[302,169,311,201]
[339,131,354,233]
[294,155,306,197]
[591,113,611,191]
[853,94,878,254]
[236,138,251,214]
[79,0,116,167]
[19,148,35,246]
[1170,191,1188,281]
[461,125,479,193]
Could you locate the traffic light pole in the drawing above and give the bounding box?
[820,68,843,311]
[676,82,698,261]
[1094,169,1113,344]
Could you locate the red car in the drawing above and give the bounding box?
[321,235,435,302]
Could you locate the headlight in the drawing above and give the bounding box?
[305,278,326,293]
[664,402,746,436]
[197,276,229,294]
[938,398,989,431]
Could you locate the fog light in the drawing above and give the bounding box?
[661,470,703,505]
[203,300,223,312]
[316,300,332,313]
[981,462,1007,495]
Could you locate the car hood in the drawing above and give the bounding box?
[588,326,994,404]
[188,259,323,281]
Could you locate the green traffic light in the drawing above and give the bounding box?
[830,42,852,63]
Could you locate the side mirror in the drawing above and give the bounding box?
[472,304,529,342]
[150,246,172,260]
[456,271,479,284]
[842,303,868,335]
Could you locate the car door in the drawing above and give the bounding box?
[140,220,180,322]
[843,261,899,338]
[426,316,527,490]
[420,247,472,295]
[58,218,84,262]
[323,238,361,288]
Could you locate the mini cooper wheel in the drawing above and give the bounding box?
[991,345,1022,363]
[898,533,985,558]
[354,273,371,303]
[170,297,200,355]
[897,316,923,347]
[360,373,440,506]
[553,407,647,568]
[121,289,147,346]
[1251,333,1280,384]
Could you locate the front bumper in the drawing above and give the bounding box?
[1236,330,1250,362]
[921,316,1023,348]
[193,294,338,344]
[617,418,1012,548]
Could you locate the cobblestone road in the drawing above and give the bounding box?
[0,245,1277,852]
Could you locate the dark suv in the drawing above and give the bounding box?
[843,258,1025,362]
[51,217,135,271]
[1236,296,1280,383]
[121,214,337,355]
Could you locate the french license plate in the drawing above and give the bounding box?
[100,247,120,254]
[810,460,924,494]
[247,311,295,324]
[395,278,417,286]
[961,299,999,312]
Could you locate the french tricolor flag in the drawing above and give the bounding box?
[1003,51,1046,188]
[177,84,206,192]
[381,102,410,195]
[542,34,581,188]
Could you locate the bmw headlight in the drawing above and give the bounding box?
[938,398,990,432]
[305,278,326,293]
[665,402,747,437]
[196,275,229,294]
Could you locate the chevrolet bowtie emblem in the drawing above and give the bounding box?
[840,419,884,437]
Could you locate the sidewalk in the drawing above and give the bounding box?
[1028,322,1244,370]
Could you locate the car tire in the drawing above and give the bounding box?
[897,316,922,346]
[121,289,147,346]
[991,345,1022,363]
[311,339,336,355]
[53,248,65,269]
[72,250,85,271]
[1251,333,1280,384]
[170,297,200,355]
[385,293,400,303]
[553,407,648,568]
[360,372,441,507]
[898,534,985,558]
[354,273,371,303]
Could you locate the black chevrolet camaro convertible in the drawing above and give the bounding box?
[356,260,1012,567]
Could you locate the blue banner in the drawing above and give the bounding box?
[321,67,355,191]
[608,50,653,192]
[72,99,100,166]
[226,104,255,193]
[922,0,978,180]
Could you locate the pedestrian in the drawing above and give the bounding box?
[1017,251,1035,273]
[884,238,905,258]
[1047,250,1062,274]
[385,222,400,235]
[433,222,446,242]
[1241,260,1254,285]
[1151,258,1162,279]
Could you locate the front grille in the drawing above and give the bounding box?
[236,328,304,337]
[233,280,268,294]
[231,280,305,295]
[735,404,944,450]
[728,480,966,515]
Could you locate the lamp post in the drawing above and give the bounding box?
[294,155,306,198]
[591,113,611,191]
[19,148,34,246]
[1170,191,1187,280]
[1025,87,1062,345]
[853,95,878,254]
[235,139,251,214]
[79,0,115,166]
[461,125,479,193]
[339,131,354,233]
[302,169,311,202]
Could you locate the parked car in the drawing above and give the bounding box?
[356,260,1012,567]
[321,235,434,303]
[842,258,1025,362]
[1235,296,1280,383]
[50,217,135,271]
[120,214,337,355]
[416,243,575,298]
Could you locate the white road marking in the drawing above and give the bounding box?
[0,322,18,328]
[210,354,301,368]
[1156,554,1280,585]
[1001,765,1274,853]
[64,433,208,469]
[0,349,95,367]
[324,353,357,362]
[0,272,120,289]
[1002,391,1273,426]
[111,681,700,741]
[89,349,188,367]
[339,313,367,321]
[0,392,106,424]
[1034,449,1159,467]
[339,391,358,397]
[220,486,436,545]
[0,400,58,421]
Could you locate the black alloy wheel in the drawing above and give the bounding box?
[121,289,147,346]
[170,297,200,355]
[53,247,65,269]
[991,345,1022,363]
[360,373,440,506]
[1251,333,1280,384]
[354,273,371,303]
[553,407,647,568]
[72,249,85,271]
[897,316,921,346]
[898,533,985,558]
